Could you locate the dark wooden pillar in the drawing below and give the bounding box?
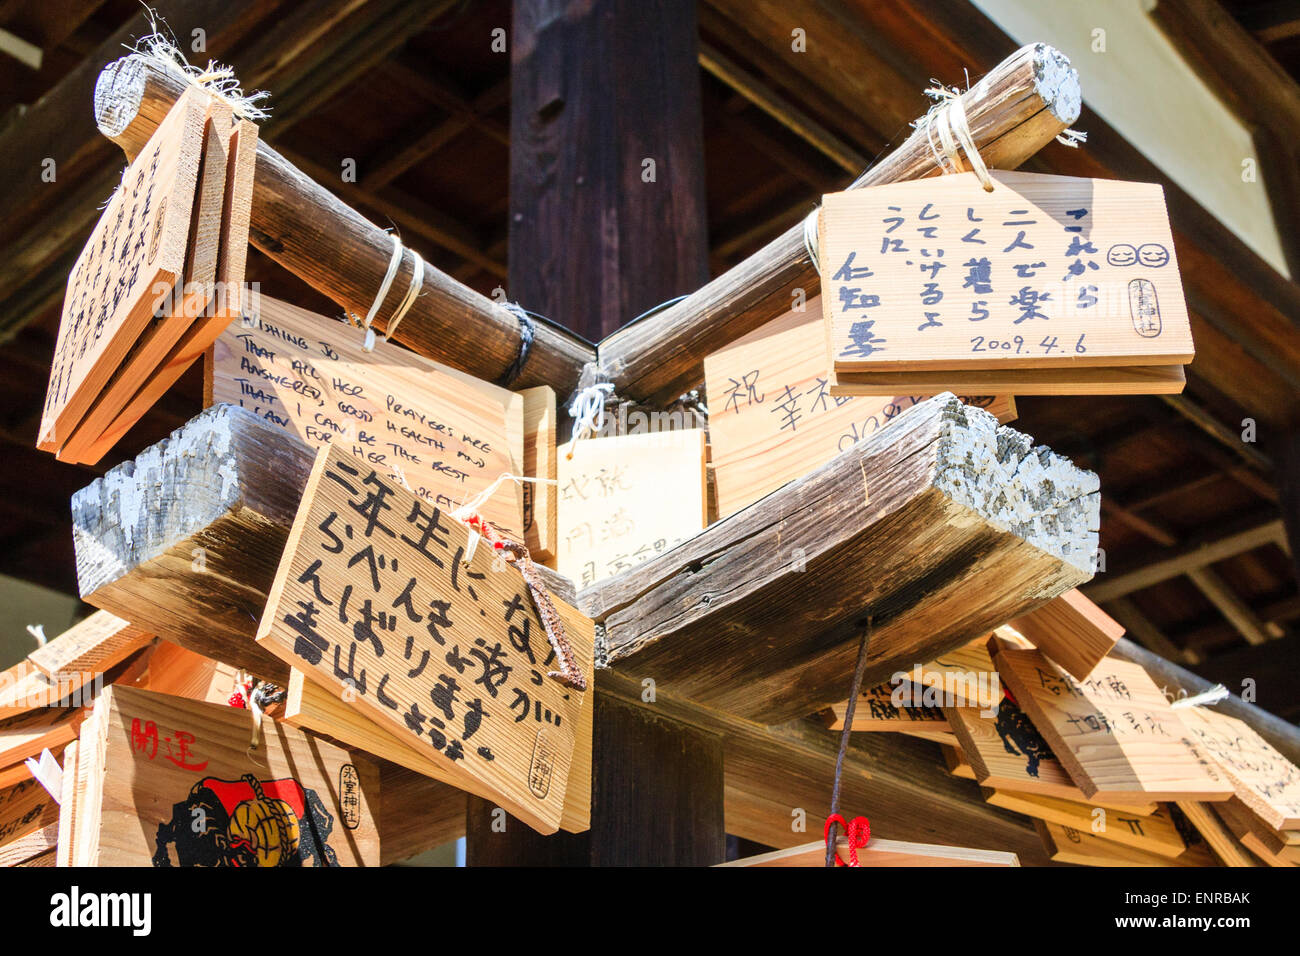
[465,0,724,865]
[505,0,710,341]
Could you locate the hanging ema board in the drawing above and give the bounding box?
[948,698,1154,812]
[557,429,708,587]
[1177,704,1300,830]
[256,444,593,835]
[1010,588,1125,680]
[819,171,1193,395]
[207,295,528,540]
[704,300,1014,518]
[61,684,379,867]
[990,637,1235,804]
[39,87,208,452]
[65,103,260,465]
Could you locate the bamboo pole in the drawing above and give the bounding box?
[92,54,595,392]
[598,43,1082,405]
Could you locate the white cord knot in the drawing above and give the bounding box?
[918,81,994,192]
[567,382,614,445]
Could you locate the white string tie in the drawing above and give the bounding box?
[356,233,404,352]
[1170,684,1231,709]
[566,383,615,458]
[384,246,424,344]
[920,81,994,191]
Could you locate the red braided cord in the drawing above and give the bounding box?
[823,813,871,866]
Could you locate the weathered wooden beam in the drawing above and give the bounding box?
[68,399,1072,859]
[598,42,1080,405]
[1085,518,1287,602]
[579,394,1099,724]
[91,53,594,392]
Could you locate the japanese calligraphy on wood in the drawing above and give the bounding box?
[948,700,1153,810]
[284,583,595,835]
[820,171,1193,395]
[991,640,1235,803]
[704,300,1014,517]
[823,681,952,736]
[257,445,591,834]
[557,429,707,587]
[0,779,59,853]
[67,685,379,866]
[57,95,233,465]
[821,170,1193,371]
[207,295,526,538]
[39,87,207,452]
[71,108,260,465]
[1178,704,1300,830]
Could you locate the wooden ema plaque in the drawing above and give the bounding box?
[1010,588,1125,680]
[257,444,592,834]
[1033,819,1215,867]
[1178,704,1300,830]
[208,295,527,539]
[0,779,59,852]
[991,640,1235,803]
[39,87,207,451]
[283,601,595,834]
[704,300,1014,518]
[985,788,1186,858]
[67,106,260,465]
[948,699,1155,811]
[824,680,951,735]
[57,95,233,464]
[67,684,378,866]
[557,429,707,587]
[890,634,1001,708]
[820,171,1193,395]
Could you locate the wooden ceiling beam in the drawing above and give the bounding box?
[698,40,869,174]
[363,73,511,190]
[1086,517,1288,602]
[259,0,460,134]
[1240,1,1300,43]
[1105,596,1199,665]
[1186,565,1281,647]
